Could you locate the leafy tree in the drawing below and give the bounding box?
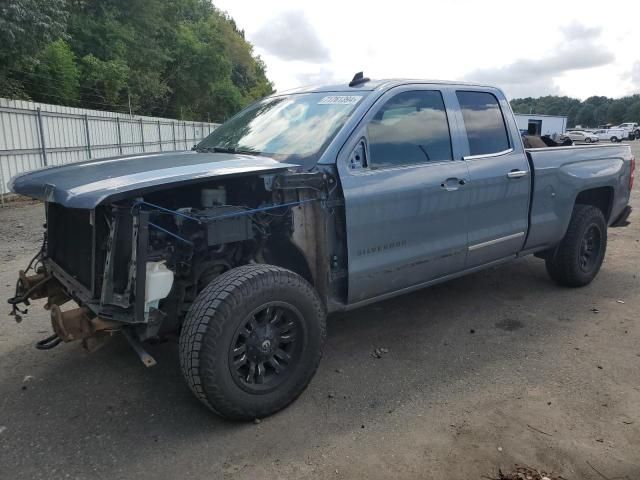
[0,0,273,121]
[626,100,640,124]
[81,54,129,108]
[28,39,80,105]
[607,102,626,125]
[575,104,596,127]
[511,94,640,128]
[0,0,69,98]
[0,0,68,62]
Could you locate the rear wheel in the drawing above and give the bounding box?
[610,136,618,143]
[545,205,607,287]
[179,264,326,420]
[585,137,592,143]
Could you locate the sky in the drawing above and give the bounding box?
[214,0,640,100]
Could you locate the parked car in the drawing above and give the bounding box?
[593,128,628,143]
[563,130,600,143]
[616,123,640,140]
[7,74,635,420]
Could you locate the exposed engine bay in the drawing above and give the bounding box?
[9,169,346,363]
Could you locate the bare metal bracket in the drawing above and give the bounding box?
[122,328,157,367]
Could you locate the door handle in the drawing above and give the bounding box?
[440,178,466,191]
[507,170,527,179]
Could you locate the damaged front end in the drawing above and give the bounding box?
[8,166,338,366]
[8,201,171,361]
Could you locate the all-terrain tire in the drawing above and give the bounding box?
[545,205,607,287]
[179,264,326,420]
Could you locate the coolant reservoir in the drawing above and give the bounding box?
[145,261,174,312]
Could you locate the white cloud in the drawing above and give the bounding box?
[629,62,640,88]
[560,22,603,41]
[251,10,330,63]
[294,67,342,87]
[619,61,640,96]
[214,0,640,99]
[465,22,614,98]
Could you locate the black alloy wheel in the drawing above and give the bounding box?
[229,302,303,393]
[179,264,326,420]
[578,225,601,273]
[545,204,607,287]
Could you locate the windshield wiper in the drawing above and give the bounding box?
[195,145,261,155]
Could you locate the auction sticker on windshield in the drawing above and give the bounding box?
[318,96,362,105]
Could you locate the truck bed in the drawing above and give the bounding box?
[523,143,633,251]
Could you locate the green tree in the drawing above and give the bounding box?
[0,0,273,121]
[511,94,640,128]
[0,0,69,98]
[626,100,640,124]
[607,101,626,124]
[81,54,129,108]
[28,40,80,105]
[575,104,596,127]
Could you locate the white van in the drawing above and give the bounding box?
[593,128,628,143]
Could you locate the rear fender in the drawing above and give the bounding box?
[524,149,627,250]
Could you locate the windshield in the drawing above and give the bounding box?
[196,92,364,168]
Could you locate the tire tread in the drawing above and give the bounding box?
[545,204,607,287]
[179,264,326,420]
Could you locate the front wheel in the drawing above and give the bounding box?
[545,205,607,287]
[585,137,592,143]
[179,264,326,420]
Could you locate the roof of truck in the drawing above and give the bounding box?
[276,78,497,95]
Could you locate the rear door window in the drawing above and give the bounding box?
[456,91,510,156]
[367,90,452,168]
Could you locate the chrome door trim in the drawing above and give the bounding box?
[463,148,514,161]
[468,231,525,252]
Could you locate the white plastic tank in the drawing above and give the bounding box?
[145,261,174,313]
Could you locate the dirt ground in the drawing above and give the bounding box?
[0,145,639,480]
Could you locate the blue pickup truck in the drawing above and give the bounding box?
[8,74,635,420]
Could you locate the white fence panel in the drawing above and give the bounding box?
[0,97,219,196]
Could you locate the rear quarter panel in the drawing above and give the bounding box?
[524,144,632,250]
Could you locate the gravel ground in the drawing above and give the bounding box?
[0,144,639,479]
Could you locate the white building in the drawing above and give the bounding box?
[514,114,567,137]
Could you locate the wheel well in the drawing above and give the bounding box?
[262,234,314,285]
[575,187,613,221]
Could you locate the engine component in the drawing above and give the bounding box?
[200,206,254,246]
[201,186,226,207]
